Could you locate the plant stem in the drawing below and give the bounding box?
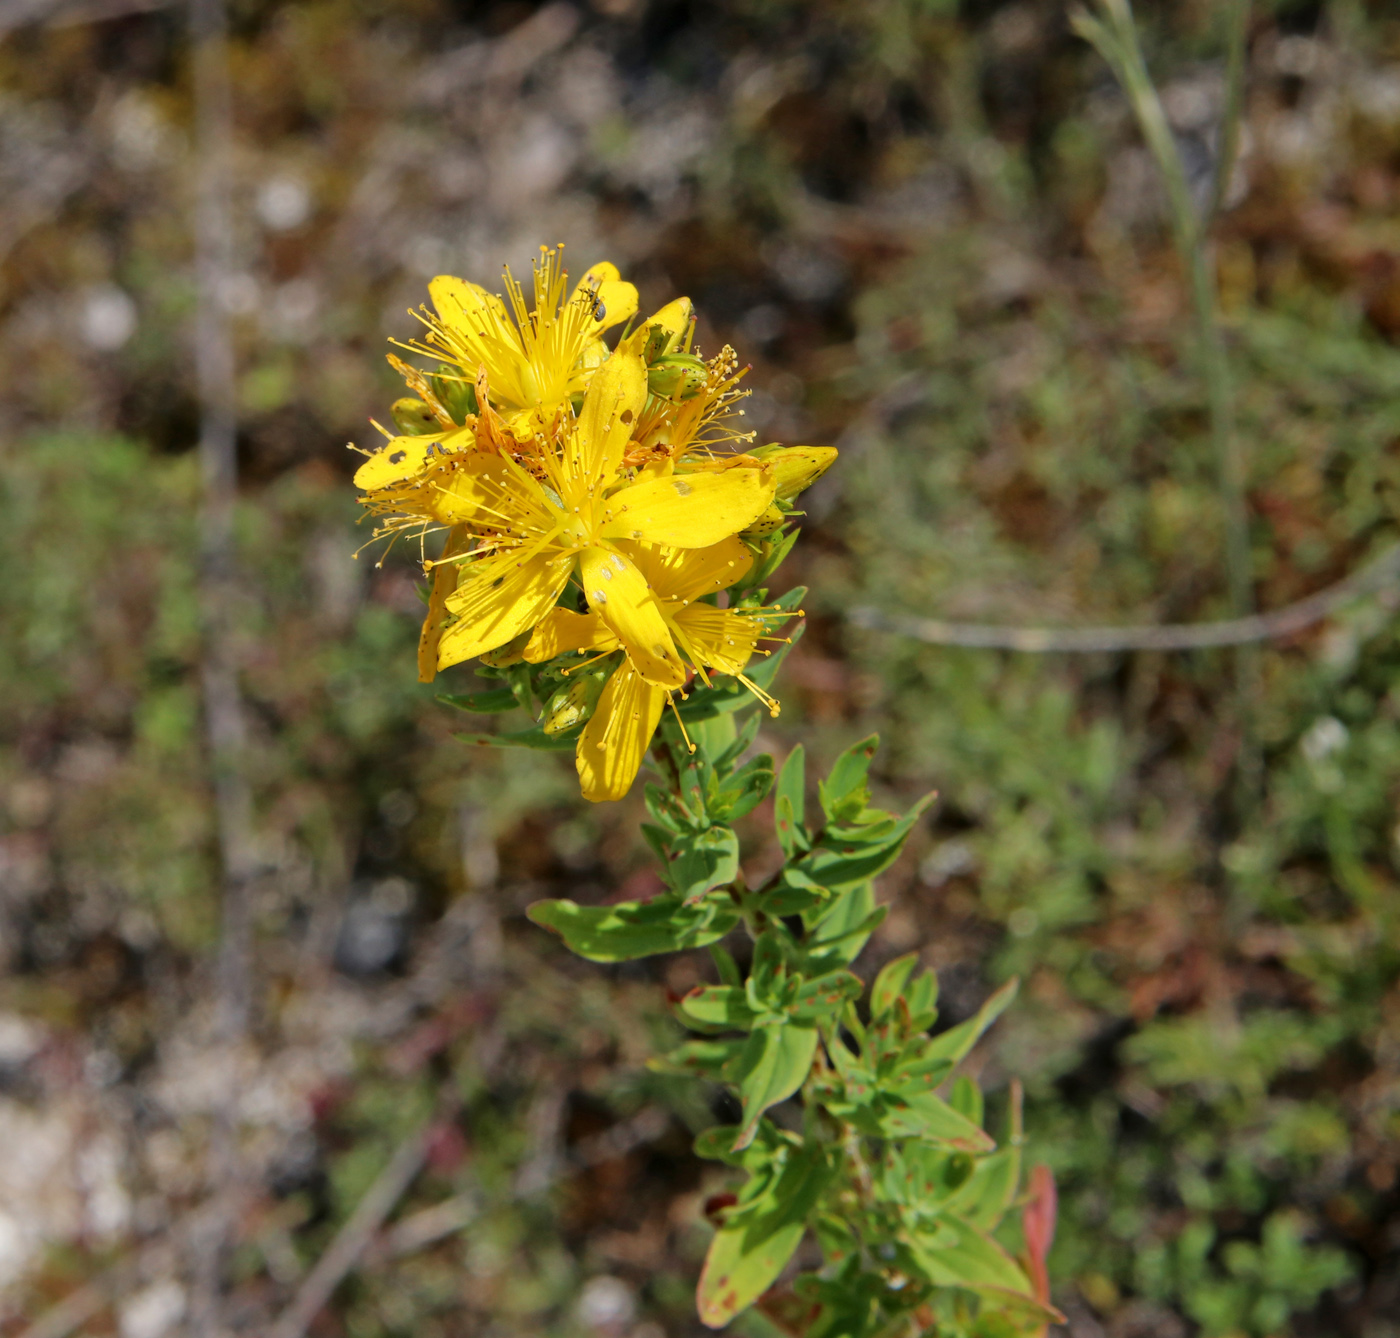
[1206,0,1250,227]
[1081,0,1254,618]
[1186,236,1251,618]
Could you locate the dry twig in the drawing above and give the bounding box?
[850,543,1400,652]
[267,1117,440,1338]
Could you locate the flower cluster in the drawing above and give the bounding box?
[353,247,834,801]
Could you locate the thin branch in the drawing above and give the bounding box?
[267,1117,437,1338]
[848,543,1400,653]
[16,1270,129,1338]
[0,0,171,32]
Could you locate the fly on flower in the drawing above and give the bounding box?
[349,247,834,803]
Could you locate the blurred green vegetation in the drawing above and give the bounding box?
[3,0,1400,1335]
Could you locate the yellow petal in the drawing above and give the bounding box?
[571,261,620,295]
[599,468,775,548]
[578,546,684,688]
[674,605,762,677]
[437,552,572,669]
[645,296,693,338]
[576,663,667,803]
[590,279,639,334]
[569,263,638,334]
[575,337,610,376]
[624,296,694,358]
[354,436,434,491]
[418,526,470,683]
[430,275,510,334]
[571,349,647,491]
[524,608,618,662]
[624,535,754,604]
[430,451,559,534]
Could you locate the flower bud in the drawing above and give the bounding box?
[636,297,695,364]
[479,631,531,668]
[742,503,787,538]
[749,444,838,502]
[542,666,609,735]
[430,365,478,424]
[391,398,440,436]
[647,352,707,403]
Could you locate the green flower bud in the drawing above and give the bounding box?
[390,398,440,436]
[542,666,609,735]
[943,1152,974,1190]
[430,365,478,425]
[638,297,695,364]
[479,631,531,668]
[647,352,707,403]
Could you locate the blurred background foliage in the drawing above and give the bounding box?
[1,0,1400,1334]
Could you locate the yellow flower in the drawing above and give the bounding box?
[407,246,638,430]
[429,350,777,684]
[522,536,789,802]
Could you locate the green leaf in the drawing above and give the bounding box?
[649,1038,748,1078]
[759,870,829,917]
[678,985,759,1033]
[732,1022,819,1150]
[796,792,936,890]
[694,1120,795,1166]
[641,823,672,867]
[668,826,740,904]
[824,1030,876,1091]
[436,687,520,713]
[503,662,535,710]
[710,943,742,988]
[455,727,577,752]
[742,524,802,590]
[886,1052,955,1096]
[870,952,919,1019]
[697,1140,831,1327]
[923,979,1019,1065]
[712,754,774,822]
[526,894,740,962]
[748,930,790,999]
[714,709,763,773]
[790,970,863,1022]
[805,883,886,969]
[774,745,807,856]
[943,1145,1021,1231]
[874,1091,994,1151]
[902,1221,1053,1314]
[904,968,939,1028]
[818,735,879,823]
[949,1074,984,1126]
[644,782,695,833]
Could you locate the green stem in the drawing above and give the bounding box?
[1205,0,1250,227]
[1081,0,1254,618]
[1187,239,1251,617]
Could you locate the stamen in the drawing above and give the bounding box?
[667,694,696,754]
[737,673,782,718]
